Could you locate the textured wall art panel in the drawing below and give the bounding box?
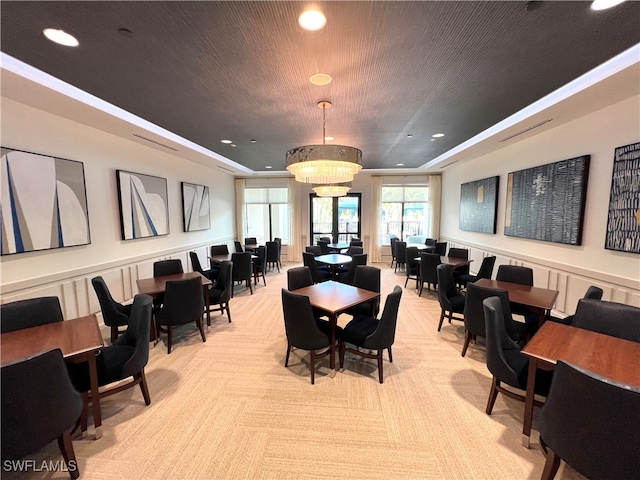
[182,182,210,232]
[605,142,640,254]
[1,148,91,255]
[459,176,499,234]
[116,170,169,240]
[504,155,590,245]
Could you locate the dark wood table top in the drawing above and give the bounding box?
[292,280,380,315]
[415,255,472,268]
[522,321,640,386]
[315,254,353,266]
[137,271,212,296]
[1,314,104,367]
[474,278,558,310]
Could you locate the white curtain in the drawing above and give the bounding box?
[288,178,302,262]
[234,178,246,243]
[371,175,383,263]
[427,175,441,240]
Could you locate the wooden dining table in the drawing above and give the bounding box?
[210,253,258,264]
[1,314,105,439]
[521,321,640,448]
[315,253,352,279]
[414,255,473,269]
[291,281,380,370]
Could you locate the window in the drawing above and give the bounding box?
[245,187,289,244]
[310,193,361,244]
[380,186,430,244]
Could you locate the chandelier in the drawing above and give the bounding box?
[313,182,352,197]
[286,101,362,184]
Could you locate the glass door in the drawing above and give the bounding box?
[310,193,361,244]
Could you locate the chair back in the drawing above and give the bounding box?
[305,245,322,256]
[390,237,399,259]
[341,254,367,285]
[234,241,244,253]
[266,241,279,262]
[350,239,363,247]
[231,252,253,281]
[496,265,533,286]
[153,259,183,277]
[157,277,204,326]
[318,239,330,254]
[318,236,332,243]
[405,246,419,276]
[117,294,153,378]
[395,241,407,264]
[212,261,233,304]
[281,289,329,351]
[482,296,523,388]
[210,244,229,256]
[572,299,640,343]
[425,238,437,247]
[434,242,447,256]
[189,251,205,274]
[448,247,468,259]
[419,253,441,286]
[584,285,604,300]
[538,360,640,480]
[476,256,497,280]
[274,237,282,261]
[353,266,381,317]
[91,276,128,328]
[245,237,257,245]
[287,267,314,291]
[361,286,402,350]
[0,297,64,333]
[464,283,511,339]
[436,264,462,311]
[346,246,364,256]
[1,348,82,461]
[255,245,267,273]
[302,251,326,284]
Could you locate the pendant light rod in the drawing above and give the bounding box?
[318,101,331,145]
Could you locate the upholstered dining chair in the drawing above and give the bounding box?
[389,236,399,268]
[337,253,367,285]
[496,264,535,323]
[210,244,229,256]
[302,251,331,283]
[305,245,322,256]
[394,241,407,272]
[343,265,381,319]
[2,348,83,479]
[189,251,219,281]
[152,259,184,313]
[404,246,420,290]
[206,261,233,324]
[92,276,132,342]
[434,242,447,256]
[436,264,465,332]
[418,252,441,296]
[155,277,206,353]
[482,296,552,416]
[317,239,330,255]
[231,252,254,296]
[537,360,640,480]
[273,237,283,269]
[253,245,268,286]
[571,298,640,343]
[448,247,470,279]
[339,285,402,383]
[234,241,244,253]
[287,266,314,291]
[266,241,280,272]
[0,296,64,333]
[455,256,496,289]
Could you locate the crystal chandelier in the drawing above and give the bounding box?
[286,101,362,184]
[313,182,352,197]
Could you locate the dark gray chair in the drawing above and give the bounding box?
[234,241,244,253]
[266,241,280,272]
[287,266,314,291]
[496,264,535,322]
[538,360,640,480]
[394,241,407,272]
[317,239,330,254]
[190,251,219,281]
[337,253,367,285]
[252,245,267,286]
[404,246,420,290]
[418,252,441,296]
[1,349,82,479]
[153,259,183,277]
[436,264,465,331]
[231,252,253,296]
[448,247,470,279]
[344,266,381,319]
[1,296,64,333]
[91,276,132,343]
[425,238,437,248]
[339,286,402,383]
[389,236,399,268]
[305,245,322,256]
[455,256,496,289]
[155,277,206,353]
[571,298,640,343]
[273,237,283,269]
[303,251,331,283]
[210,244,229,256]
[244,237,257,251]
[206,261,233,324]
[483,296,552,415]
[548,285,603,325]
[434,242,447,256]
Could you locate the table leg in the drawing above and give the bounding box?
[533,306,546,329]
[522,357,538,448]
[329,313,337,370]
[87,352,102,439]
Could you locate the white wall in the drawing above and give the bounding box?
[441,95,640,312]
[0,97,235,316]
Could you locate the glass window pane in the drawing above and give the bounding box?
[403,187,429,202]
[312,197,333,237]
[338,196,359,235]
[381,186,403,202]
[380,202,403,244]
[245,188,268,203]
[245,204,269,243]
[403,202,427,238]
[271,204,289,243]
[267,187,288,203]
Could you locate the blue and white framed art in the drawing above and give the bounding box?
[116,170,169,240]
[182,182,210,232]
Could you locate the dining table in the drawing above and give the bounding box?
[315,253,353,279]
[291,281,380,371]
[327,242,349,252]
[210,253,258,264]
[0,314,105,439]
[521,321,640,448]
[414,255,473,269]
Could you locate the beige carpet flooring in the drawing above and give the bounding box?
[5,263,586,480]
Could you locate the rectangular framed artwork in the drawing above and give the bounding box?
[504,155,590,245]
[181,182,210,232]
[605,142,640,254]
[459,176,499,234]
[116,170,169,240]
[1,147,91,255]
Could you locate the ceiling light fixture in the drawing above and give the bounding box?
[432,133,445,138]
[221,139,232,144]
[313,182,351,197]
[310,73,332,85]
[286,101,362,184]
[43,28,79,47]
[298,9,327,31]
[591,0,627,10]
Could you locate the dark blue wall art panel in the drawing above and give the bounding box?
[504,155,590,245]
[459,176,499,234]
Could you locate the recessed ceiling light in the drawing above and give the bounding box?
[299,9,326,31]
[591,0,627,10]
[251,139,257,143]
[310,73,332,85]
[407,134,413,138]
[221,139,232,144]
[397,163,404,166]
[265,166,272,169]
[324,136,334,141]
[230,144,237,148]
[43,28,79,47]
[430,139,436,142]
[432,133,445,138]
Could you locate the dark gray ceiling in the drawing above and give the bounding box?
[1,1,638,172]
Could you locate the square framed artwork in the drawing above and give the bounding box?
[504,155,590,245]
[459,176,499,234]
[605,142,640,253]
[116,170,169,240]
[181,182,210,232]
[1,147,91,255]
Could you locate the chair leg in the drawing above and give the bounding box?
[138,370,151,405]
[388,346,393,363]
[285,343,292,367]
[310,350,316,384]
[57,429,79,479]
[461,330,472,357]
[248,279,253,294]
[167,326,173,354]
[404,276,409,287]
[377,350,384,383]
[418,282,423,297]
[448,311,453,324]
[339,341,345,368]
[110,326,118,343]
[541,444,562,480]
[196,317,206,342]
[486,376,500,415]
[437,310,446,331]
[80,392,89,434]
[226,303,232,322]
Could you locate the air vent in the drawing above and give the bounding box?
[499,119,553,142]
[217,165,236,173]
[132,134,179,151]
[439,160,459,169]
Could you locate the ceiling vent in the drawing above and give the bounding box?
[439,160,459,169]
[499,119,553,143]
[132,133,178,151]
[217,165,236,174]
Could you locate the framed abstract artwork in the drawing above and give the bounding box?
[181,182,210,232]
[116,170,169,240]
[459,176,499,234]
[504,155,590,245]
[1,148,91,255]
[605,142,640,254]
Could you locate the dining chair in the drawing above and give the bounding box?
[389,236,399,268]
[418,252,441,296]
[317,239,330,255]
[571,298,640,343]
[496,264,535,323]
[2,348,83,479]
[155,277,206,353]
[266,241,280,272]
[273,237,283,269]
[0,296,64,333]
[447,247,470,280]
[537,360,640,480]
[394,241,407,272]
[302,252,331,283]
[436,264,465,331]
[253,245,268,286]
[189,251,219,281]
[547,285,603,325]
[287,266,314,291]
[337,253,367,285]
[234,241,244,253]
[343,265,381,319]
[425,238,437,247]
[244,237,257,254]
[91,276,132,342]
[231,252,254,296]
[434,242,447,256]
[404,246,420,290]
[152,259,184,313]
[455,256,496,289]
[482,296,552,415]
[206,261,233,324]
[282,289,339,384]
[210,244,229,256]
[305,245,322,256]
[339,285,403,383]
